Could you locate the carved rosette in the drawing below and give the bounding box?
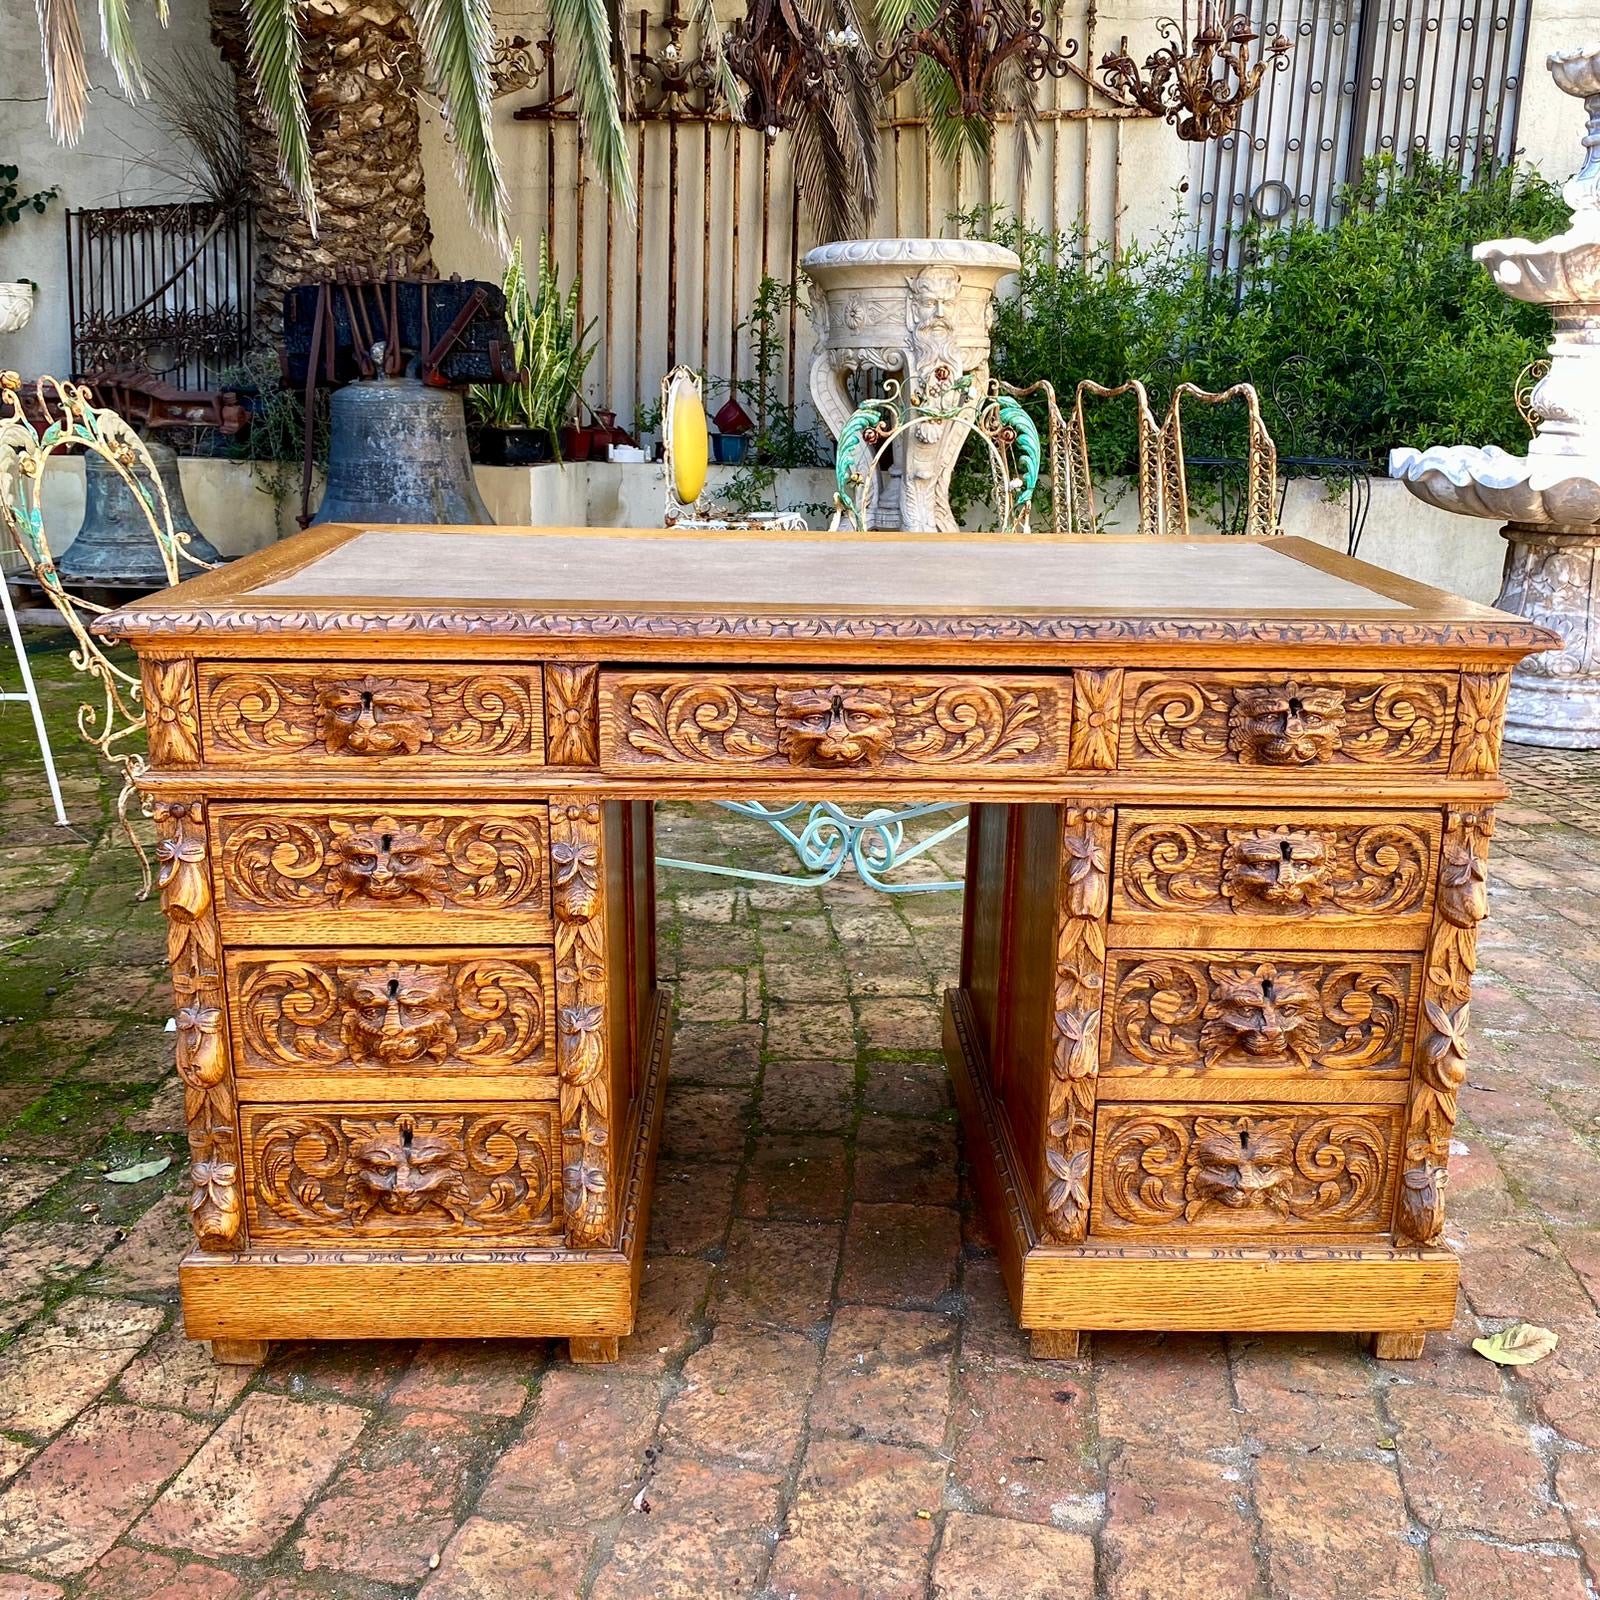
[1449,672,1511,776]
[1069,668,1123,770]
[153,799,244,1252]
[545,664,600,765]
[551,800,612,1248]
[1397,807,1494,1245]
[141,658,201,767]
[1042,805,1114,1243]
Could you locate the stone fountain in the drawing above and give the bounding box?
[1392,44,1600,746]
[802,238,1019,532]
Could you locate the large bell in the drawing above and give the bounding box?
[313,377,491,526]
[58,440,225,590]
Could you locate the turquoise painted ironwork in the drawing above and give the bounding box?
[660,372,1048,896]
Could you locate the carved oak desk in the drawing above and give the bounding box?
[99,525,1555,1364]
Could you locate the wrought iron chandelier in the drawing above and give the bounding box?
[1099,3,1290,142]
[724,0,858,134]
[877,0,1077,120]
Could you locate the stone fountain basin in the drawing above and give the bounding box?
[1390,443,1600,527]
[1474,223,1600,303]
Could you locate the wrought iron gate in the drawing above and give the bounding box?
[65,202,253,389]
[1195,0,1531,271]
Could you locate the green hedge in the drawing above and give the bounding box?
[962,153,1569,486]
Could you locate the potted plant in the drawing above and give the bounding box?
[0,165,59,334]
[469,237,596,465]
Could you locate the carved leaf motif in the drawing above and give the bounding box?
[1119,816,1433,919]
[1396,807,1494,1246]
[550,800,614,1250]
[204,668,539,761]
[614,675,1065,770]
[236,955,548,1074]
[1108,955,1408,1075]
[1096,1108,1395,1234]
[248,1107,559,1239]
[1069,667,1122,770]
[1450,672,1510,776]
[1042,806,1113,1245]
[545,663,599,765]
[1126,673,1453,768]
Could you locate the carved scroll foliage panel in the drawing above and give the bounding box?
[1102,951,1419,1079]
[599,671,1072,776]
[242,1102,561,1244]
[1111,809,1442,931]
[198,663,545,767]
[1089,1102,1404,1239]
[1121,671,1457,771]
[211,804,551,944]
[227,947,556,1080]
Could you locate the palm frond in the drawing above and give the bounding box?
[99,0,149,100]
[408,0,509,248]
[787,0,880,242]
[243,0,317,233]
[551,0,635,217]
[686,0,743,118]
[35,0,91,144]
[916,56,986,170]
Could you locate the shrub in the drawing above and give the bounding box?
[963,152,1569,486]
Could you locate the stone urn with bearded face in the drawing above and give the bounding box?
[801,238,1020,532]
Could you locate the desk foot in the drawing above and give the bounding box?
[1031,1329,1085,1361]
[1372,1331,1427,1360]
[569,1335,619,1364]
[211,1337,270,1367]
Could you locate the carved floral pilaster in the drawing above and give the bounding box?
[1396,806,1494,1245]
[1450,671,1511,775]
[153,799,244,1252]
[545,664,599,766]
[1042,805,1114,1243]
[1069,668,1122,770]
[551,799,613,1248]
[141,657,200,767]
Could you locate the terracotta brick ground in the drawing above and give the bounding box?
[2,636,1599,1597]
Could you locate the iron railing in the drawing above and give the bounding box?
[1195,0,1530,272]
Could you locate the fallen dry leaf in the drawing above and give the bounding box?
[1472,1322,1559,1366]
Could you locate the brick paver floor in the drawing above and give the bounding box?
[2,631,1599,1598]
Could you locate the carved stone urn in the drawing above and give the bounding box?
[1391,43,1600,746]
[802,238,1020,532]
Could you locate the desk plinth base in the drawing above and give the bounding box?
[180,992,672,1366]
[943,989,1459,1360]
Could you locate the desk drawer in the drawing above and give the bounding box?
[1121,671,1457,773]
[241,1100,562,1246]
[198,663,544,769]
[1100,950,1419,1085]
[599,670,1071,777]
[211,803,551,945]
[1111,807,1441,944]
[226,946,556,1090]
[1089,1101,1403,1241]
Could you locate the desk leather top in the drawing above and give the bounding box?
[98,524,1558,661]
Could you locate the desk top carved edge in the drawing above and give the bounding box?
[93,524,1561,663]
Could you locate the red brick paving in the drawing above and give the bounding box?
[0,730,1597,1596]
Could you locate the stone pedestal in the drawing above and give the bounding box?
[802,239,1018,531]
[1497,523,1600,746]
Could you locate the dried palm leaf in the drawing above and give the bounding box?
[34,0,92,144]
